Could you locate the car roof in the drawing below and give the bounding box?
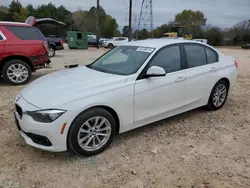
[0,21,32,27]
[119,38,209,49]
[119,38,223,55]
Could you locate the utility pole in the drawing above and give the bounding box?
[128,0,132,41]
[149,0,154,37]
[96,0,100,48]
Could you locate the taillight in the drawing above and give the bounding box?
[43,41,49,52]
[234,60,238,68]
[60,39,64,46]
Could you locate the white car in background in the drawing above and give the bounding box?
[102,37,128,48]
[14,39,238,156]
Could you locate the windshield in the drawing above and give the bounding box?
[88,46,155,75]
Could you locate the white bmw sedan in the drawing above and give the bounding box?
[14,39,238,156]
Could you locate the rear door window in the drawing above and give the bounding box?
[184,44,207,68]
[205,47,218,64]
[7,26,45,40]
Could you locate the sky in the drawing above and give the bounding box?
[1,0,250,30]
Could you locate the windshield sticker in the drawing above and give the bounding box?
[136,47,154,53]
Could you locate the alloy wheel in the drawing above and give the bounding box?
[77,116,112,151]
[7,63,29,84]
[48,48,55,57]
[213,84,227,107]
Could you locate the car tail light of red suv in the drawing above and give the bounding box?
[43,41,49,53]
[60,39,64,46]
[0,22,51,85]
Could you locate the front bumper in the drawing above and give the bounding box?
[102,43,108,47]
[14,94,75,152]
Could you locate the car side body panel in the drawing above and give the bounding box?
[58,78,135,134]
[184,63,219,106]
[13,39,238,152]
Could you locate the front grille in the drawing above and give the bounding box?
[23,132,52,147]
[15,104,22,118]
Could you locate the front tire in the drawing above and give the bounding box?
[206,80,229,111]
[68,108,116,156]
[108,43,113,49]
[2,59,31,85]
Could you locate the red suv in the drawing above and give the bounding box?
[0,21,50,85]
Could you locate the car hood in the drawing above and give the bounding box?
[20,66,128,109]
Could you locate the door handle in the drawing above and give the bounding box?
[210,67,217,72]
[175,77,186,82]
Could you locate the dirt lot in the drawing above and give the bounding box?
[0,46,250,188]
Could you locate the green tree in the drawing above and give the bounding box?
[204,27,223,46]
[141,29,149,39]
[174,10,207,38]
[0,5,9,13]
[0,6,9,21]
[9,0,23,21]
[26,4,34,15]
[102,15,118,37]
[122,26,129,37]
[72,6,118,37]
[136,28,149,39]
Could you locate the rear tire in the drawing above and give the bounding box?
[68,108,116,156]
[2,59,31,85]
[206,80,229,111]
[48,46,56,57]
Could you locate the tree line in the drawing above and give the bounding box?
[0,0,119,38]
[126,10,250,46]
[1,1,249,46]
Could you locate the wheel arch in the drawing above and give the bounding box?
[0,55,33,72]
[49,43,56,49]
[219,77,230,88]
[71,105,120,135]
[207,77,230,103]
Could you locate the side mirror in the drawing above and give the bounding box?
[145,66,166,78]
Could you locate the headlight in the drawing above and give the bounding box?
[26,109,66,123]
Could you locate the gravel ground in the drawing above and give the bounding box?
[0,46,250,188]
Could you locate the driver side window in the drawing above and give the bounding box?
[149,45,181,74]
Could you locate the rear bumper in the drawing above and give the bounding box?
[56,46,64,51]
[30,54,50,65]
